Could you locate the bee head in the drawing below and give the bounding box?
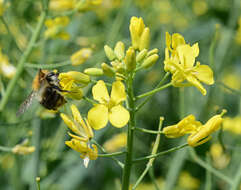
[46,71,59,86]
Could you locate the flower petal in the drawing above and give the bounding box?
[186,75,207,95]
[87,104,108,130]
[193,64,214,85]
[110,81,126,105]
[109,105,130,128]
[92,80,110,103]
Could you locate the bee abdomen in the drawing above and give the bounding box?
[40,87,66,110]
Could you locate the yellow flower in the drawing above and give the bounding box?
[187,111,225,147]
[103,132,127,152]
[163,115,201,138]
[76,0,102,11]
[49,0,75,11]
[223,116,241,134]
[0,49,16,78]
[164,32,214,95]
[87,80,130,130]
[71,48,92,66]
[44,16,70,40]
[178,171,200,190]
[12,139,35,155]
[163,110,226,147]
[61,104,97,168]
[129,16,150,50]
[192,0,208,16]
[0,0,4,16]
[210,143,230,169]
[58,71,90,100]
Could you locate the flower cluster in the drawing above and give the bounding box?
[44,16,70,40]
[162,110,226,147]
[61,105,97,168]
[49,0,102,12]
[164,32,214,95]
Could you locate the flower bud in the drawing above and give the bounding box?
[129,17,145,49]
[84,68,103,76]
[104,45,116,61]
[61,71,90,85]
[101,63,115,77]
[71,48,92,66]
[125,47,136,71]
[147,48,159,57]
[141,54,159,68]
[114,41,125,60]
[139,27,150,50]
[136,49,148,63]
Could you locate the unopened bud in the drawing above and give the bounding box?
[129,17,145,50]
[139,27,150,50]
[125,47,136,71]
[147,48,158,57]
[64,71,90,85]
[114,41,125,60]
[84,68,103,76]
[142,54,159,68]
[136,49,148,62]
[101,63,115,77]
[104,45,116,61]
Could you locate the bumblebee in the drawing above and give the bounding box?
[17,69,67,116]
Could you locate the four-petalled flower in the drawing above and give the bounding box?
[87,80,130,130]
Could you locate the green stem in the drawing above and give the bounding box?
[136,82,172,99]
[121,73,136,190]
[133,143,188,163]
[25,60,71,69]
[230,161,241,190]
[0,145,12,152]
[189,148,232,184]
[0,6,48,111]
[134,127,164,134]
[92,140,124,168]
[135,73,170,111]
[132,118,163,190]
[98,151,126,157]
[0,16,23,53]
[82,96,97,105]
[148,167,160,190]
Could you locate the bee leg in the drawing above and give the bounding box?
[52,85,69,92]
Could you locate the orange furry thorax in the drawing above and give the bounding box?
[32,70,49,91]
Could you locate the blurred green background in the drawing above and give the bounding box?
[0,0,241,189]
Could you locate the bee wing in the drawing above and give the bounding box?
[16,91,38,116]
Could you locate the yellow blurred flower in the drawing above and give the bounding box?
[178,171,200,190]
[0,49,16,78]
[210,143,230,169]
[59,71,90,100]
[164,32,214,95]
[71,48,92,66]
[222,73,241,91]
[192,0,208,16]
[235,17,241,45]
[129,16,150,51]
[223,116,241,134]
[12,139,35,155]
[163,110,226,147]
[44,16,70,40]
[0,0,4,16]
[87,80,130,130]
[103,132,127,152]
[61,104,97,167]
[49,0,75,11]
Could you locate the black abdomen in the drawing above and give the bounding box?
[40,87,66,110]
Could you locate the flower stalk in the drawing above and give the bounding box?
[121,73,136,190]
